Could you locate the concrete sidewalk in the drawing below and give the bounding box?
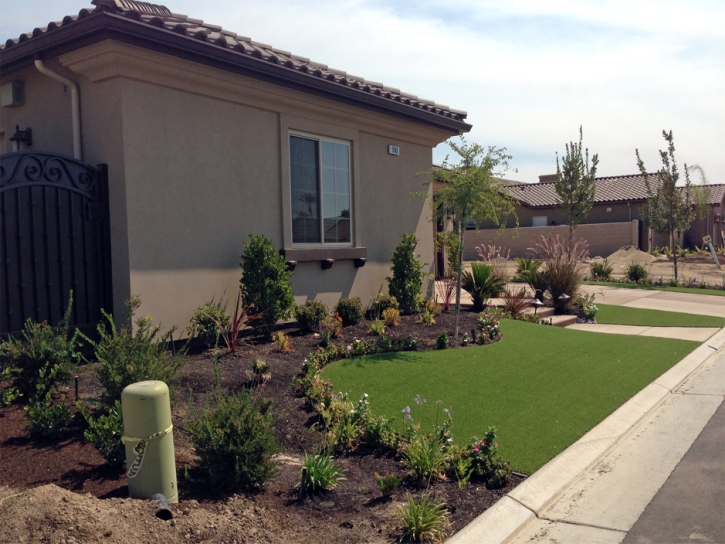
[566,323,720,342]
[447,327,725,544]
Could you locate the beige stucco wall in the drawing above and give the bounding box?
[463,220,639,260]
[0,40,448,333]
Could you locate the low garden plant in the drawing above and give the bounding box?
[77,400,125,469]
[368,294,399,319]
[272,331,293,353]
[374,472,402,498]
[382,307,401,327]
[335,297,365,327]
[188,298,229,349]
[83,296,185,404]
[590,259,613,281]
[626,262,650,284]
[24,391,72,439]
[397,492,450,543]
[298,450,346,494]
[295,300,329,332]
[461,262,505,312]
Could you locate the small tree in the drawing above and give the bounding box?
[555,126,599,250]
[422,136,518,337]
[636,131,695,280]
[240,234,295,334]
[387,233,424,314]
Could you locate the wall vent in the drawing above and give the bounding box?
[388,144,400,156]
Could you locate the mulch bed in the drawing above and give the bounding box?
[0,308,524,542]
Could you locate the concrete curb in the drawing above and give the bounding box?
[447,327,725,544]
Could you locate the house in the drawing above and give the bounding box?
[464,174,725,259]
[0,0,471,337]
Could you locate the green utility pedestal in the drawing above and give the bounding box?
[121,380,178,503]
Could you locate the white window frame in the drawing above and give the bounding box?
[289,131,353,247]
[532,216,548,227]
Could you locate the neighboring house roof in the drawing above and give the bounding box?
[505,174,725,209]
[0,0,471,133]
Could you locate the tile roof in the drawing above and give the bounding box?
[505,174,725,208]
[0,0,470,131]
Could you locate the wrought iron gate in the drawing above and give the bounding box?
[0,151,112,338]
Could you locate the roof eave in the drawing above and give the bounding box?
[0,11,471,134]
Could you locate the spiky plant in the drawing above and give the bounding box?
[461,263,505,312]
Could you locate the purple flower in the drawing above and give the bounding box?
[402,406,413,422]
[414,394,426,405]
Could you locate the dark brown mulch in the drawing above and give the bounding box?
[0,308,523,542]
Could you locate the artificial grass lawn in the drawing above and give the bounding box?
[595,304,725,328]
[321,320,699,475]
[582,280,725,297]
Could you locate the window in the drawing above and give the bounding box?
[532,216,547,227]
[290,134,351,245]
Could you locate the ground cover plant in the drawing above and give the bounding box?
[322,320,699,475]
[593,304,725,328]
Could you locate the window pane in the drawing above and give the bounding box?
[321,141,350,244]
[290,136,320,244]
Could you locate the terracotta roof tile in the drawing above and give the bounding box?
[505,174,725,208]
[0,0,468,125]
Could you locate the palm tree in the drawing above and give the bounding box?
[461,263,505,312]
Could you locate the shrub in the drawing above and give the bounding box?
[668,278,679,287]
[365,415,396,449]
[295,300,329,332]
[419,310,436,325]
[461,263,505,312]
[478,313,501,343]
[435,230,460,277]
[189,299,230,349]
[530,233,589,314]
[25,392,72,438]
[375,472,402,498]
[272,331,293,353]
[186,388,281,492]
[397,492,450,543]
[0,293,79,399]
[299,450,346,494]
[84,296,185,404]
[77,400,125,469]
[435,331,449,349]
[368,319,386,336]
[403,434,449,484]
[424,299,443,317]
[626,262,649,283]
[335,297,365,327]
[502,287,528,318]
[382,307,401,327]
[467,427,512,489]
[590,259,613,281]
[387,233,424,314]
[368,294,399,319]
[240,234,295,334]
[514,257,541,280]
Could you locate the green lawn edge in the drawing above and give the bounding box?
[595,304,725,328]
[582,280,725,297]
[321,320,699,475]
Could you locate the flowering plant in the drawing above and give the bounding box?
[477,312,500,343]
[582,303,598,320]
[466,426,511,488]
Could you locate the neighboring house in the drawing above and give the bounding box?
[0,0,470,337]
[465,173,725,259]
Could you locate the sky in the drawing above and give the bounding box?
[2,0,723,184]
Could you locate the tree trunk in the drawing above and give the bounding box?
[453,216,465,339]
[673,229,679,281]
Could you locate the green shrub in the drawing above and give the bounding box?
[0,293,79,399]
[403,434,449,484]
[295,300,329,332]
[240,234,295,333]
[397,492,450,543]
[186,388,281,492]
[84,296,185,404]
[368,294,399,319]
[375,472,402,498]
[626,262,650,283]
[436,331,449,349]
[299,450,346,494]
[590,259,614,281]
[334,297,365,327]
[467,427,512,489]
[189,300,230,348]
[25,392,72,438]
[364,415,397,449]
[368,319,386,336]
[77,400,125,469]
[387,233,424,314]
[461,263,505,312]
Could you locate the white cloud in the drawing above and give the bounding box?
[2,0,723,183]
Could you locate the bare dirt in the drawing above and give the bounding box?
[0,310,522,544]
